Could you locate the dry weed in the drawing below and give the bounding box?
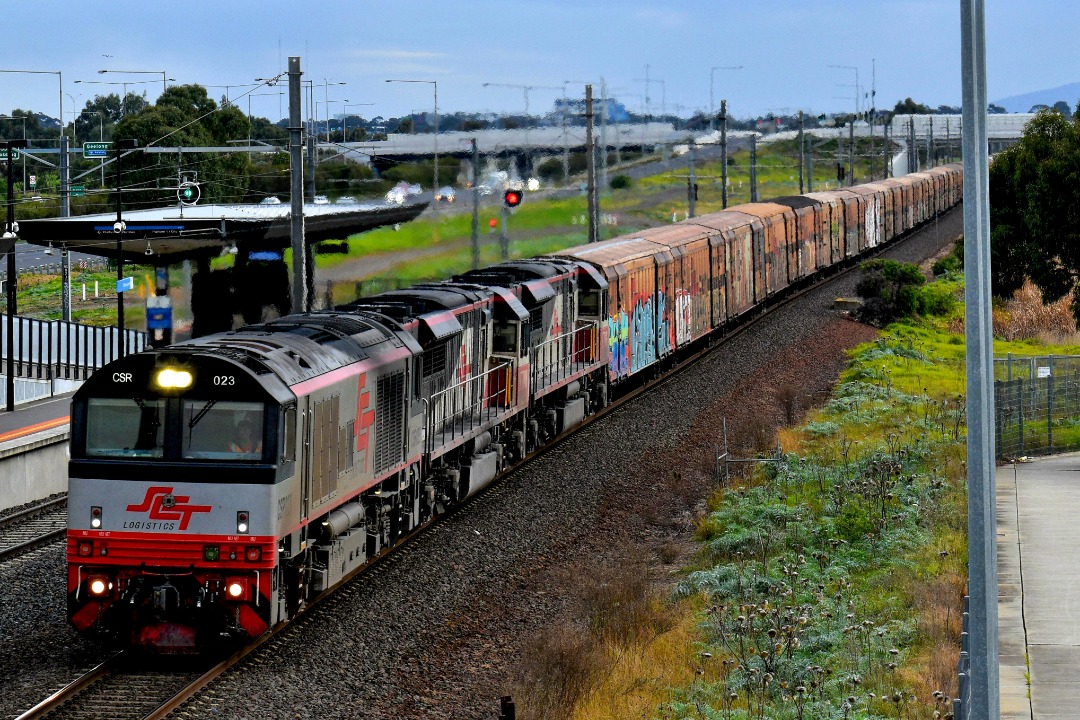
[992,280,1079,342]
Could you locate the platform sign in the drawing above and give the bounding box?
[146,295,172,330]
[116,276,134,293]
[84,142,111,159]
[70,185,85,197]
[0,149,20,161]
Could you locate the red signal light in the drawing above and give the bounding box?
[503,189,522,208]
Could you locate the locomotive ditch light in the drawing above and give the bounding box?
[236,511,249,534]
[90,505,102,529]
[88,577,109,597]
[154,367,193,390]
[226,579,246,599]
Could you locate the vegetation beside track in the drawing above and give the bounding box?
[512,270,1080,720]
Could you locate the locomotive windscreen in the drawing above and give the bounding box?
[85,398,165,458]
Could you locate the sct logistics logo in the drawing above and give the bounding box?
[126,486,212,531]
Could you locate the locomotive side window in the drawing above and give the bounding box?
[182,400,265,461]
[282,406,296,462]
[579,290,601,317]
[86,398,165,458]
[492,321,519,354]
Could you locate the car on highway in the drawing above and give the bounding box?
[435,186,455,203]
[259,196,282,205]
[313,195,330,205]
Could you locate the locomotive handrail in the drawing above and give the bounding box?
[425,360,515,455]
[530,319,598,392]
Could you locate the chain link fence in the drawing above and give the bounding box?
[994,355,1080,459]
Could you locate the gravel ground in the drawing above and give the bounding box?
[0,206,963,720]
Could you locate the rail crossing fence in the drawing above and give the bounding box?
[993,354,1080,459]
[0,313,147,406]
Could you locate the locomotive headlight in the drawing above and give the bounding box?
[227,581,244,598]
[236,511,249,534]
[90,505,102,529]
[155,367,193,389]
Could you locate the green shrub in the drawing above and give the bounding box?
[610,174,633,190]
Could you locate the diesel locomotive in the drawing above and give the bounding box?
[66,164,963,652]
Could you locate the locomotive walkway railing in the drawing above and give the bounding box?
[425,361,515,455]
[530,320,598,394]
[994,354,1080,459]
[0,313,148,406]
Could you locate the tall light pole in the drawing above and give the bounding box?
[828,65,860,119]
[482,82,559,178]
[710,65,743,132]
[386,79,438,191]
[248,91,285,146]
[321,80,347,142]
[98,69,170,96]
[0,69,63,139]
[113,139,139,359]
[343,103,374,143]
[75,78,160,116]
[319,99,348,142]
[76,110,106,187]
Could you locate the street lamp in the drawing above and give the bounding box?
[386,79,438,191]
[828,65,860,118]
[75,78,160,116]
[319,99,348,142]
[77,110,106,187]
[98,69,171,95]
[0,69,63,139]
[343,103,374,142]
[710,65,743,132]
[321,80,347,142]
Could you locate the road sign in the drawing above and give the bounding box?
[28,175,36,188]
[0,149,21,161]
[70,185,85,197]
[117,276,134,293]
[84,142,111,159]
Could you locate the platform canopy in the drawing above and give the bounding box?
[15,200,428,263]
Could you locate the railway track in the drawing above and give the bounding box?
[8,213,962,719]
[0,497,67,561]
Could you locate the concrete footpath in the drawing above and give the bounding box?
[998,454,1080,719]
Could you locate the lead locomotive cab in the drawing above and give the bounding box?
[67,350,292,653]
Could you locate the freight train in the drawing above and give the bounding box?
[66,164,964,652]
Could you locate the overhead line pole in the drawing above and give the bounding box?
[288,57,307,314]
[960,1,998,718]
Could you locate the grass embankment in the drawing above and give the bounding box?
[516,270,1071,720]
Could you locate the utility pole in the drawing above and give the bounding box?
[928,116,935,168]
[807,136,814,192]
[4,138,27,412]
[798,111,805,194]
[59,133,71,321]
[600,78,609,191]
[720,99,729,208]
[288,56,307,314]
[687,144,697,218]
[847,120,855,186]
[868,110,875,181]
[909,117,917,174]
[585,85,598,243]
[305,135,316,201]
[114,138,138,359]
[471,138,480,269]
[749,133,758,202]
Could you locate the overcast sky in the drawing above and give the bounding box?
[2,0,1073,125]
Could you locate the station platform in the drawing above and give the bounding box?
[998,454,1080,718]
[0,395,73,511]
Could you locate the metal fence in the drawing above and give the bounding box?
[0,257,110,283]
[0,313,147,382]
[954,595,971,720]
[994,355,1080,459]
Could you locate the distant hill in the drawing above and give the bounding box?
[993,82,1080,114]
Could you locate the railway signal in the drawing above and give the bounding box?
[178,181,201,206]
[503,189,522,208]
